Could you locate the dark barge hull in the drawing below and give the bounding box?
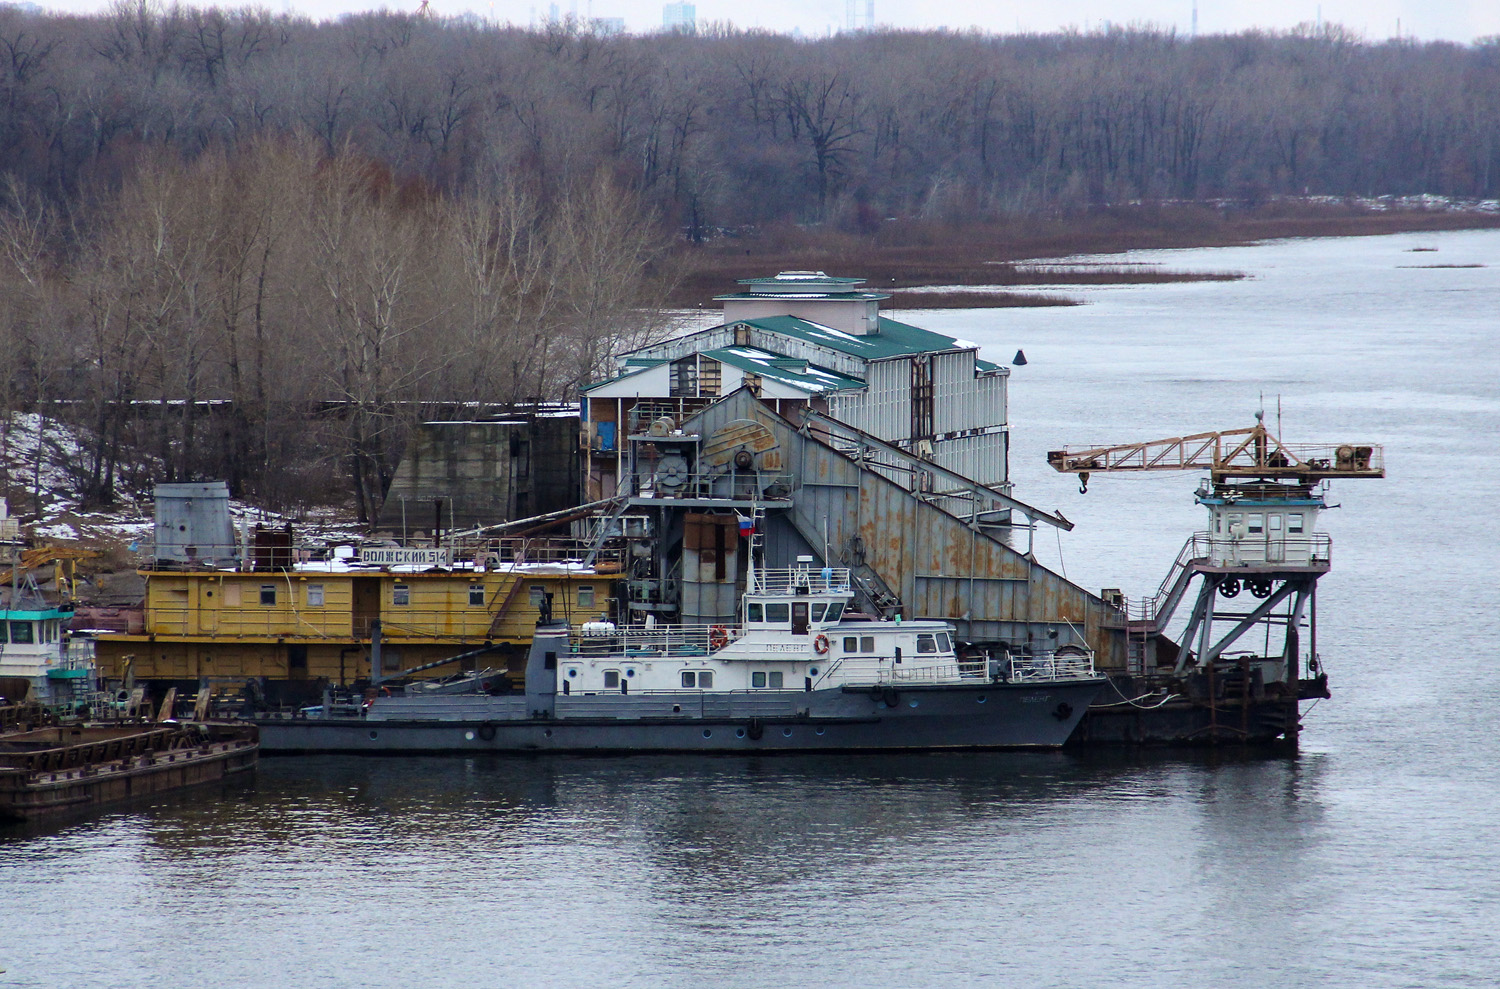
[258,680,1104,754]
[1070,673,1330,747]
[0,723,259,822]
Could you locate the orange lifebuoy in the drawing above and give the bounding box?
[813,634,830,655]
[709,625,729,650]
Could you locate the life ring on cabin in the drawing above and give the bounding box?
[709,625,729,650]
[813,634,830,655]
[477,722,497,741]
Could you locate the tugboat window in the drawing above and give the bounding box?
[747,603,764,622]
[825,603,844,622]
[681,671,714,688]
[306,584,324,607]
[393,583,410,606]
[578,585,595,608]
[1248,514,1264,534]
[843,636,858,652]
[681,671,695,687]
[768,672,783,688]
[918,634,938,654]
[700,671,713,687]
[860,636,875,653]
[937,633,952,652]
[9,621,32,644]
[765,603,790,623]
[604,670,620,689]
[259,585,276,606]
[753,672,766,688]
[469,585,485,606]
[1288,514,1305,533]
[810,604,827,622]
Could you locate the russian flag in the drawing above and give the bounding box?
[738,515,755,538]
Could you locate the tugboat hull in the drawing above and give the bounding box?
[259,680,1104,754]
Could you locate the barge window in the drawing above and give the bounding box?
[918,634,938,654]
[747,603,764,621]
[9,621,31,644]
[577,585,595,608]
[1248,514,1264,534]
[604,670,620,689]
[306,584,324,607]
[259,585,276,606]
[765,603,790,624]
[393,583,410,606]
[469,585,485,606]
[1288,514,1305,533]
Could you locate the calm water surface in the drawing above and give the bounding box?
[4,230,1498,988]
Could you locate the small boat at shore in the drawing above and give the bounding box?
[0,722,258,823]
[258,559,1104,753]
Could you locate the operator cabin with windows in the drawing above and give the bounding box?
[581,271,1013,501]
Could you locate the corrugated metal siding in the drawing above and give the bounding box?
[933,356,1006,434]
[934,431,1008,488]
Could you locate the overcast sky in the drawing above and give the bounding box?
[34,0,1500,43]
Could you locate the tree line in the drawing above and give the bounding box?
[3,6,1498,228]
[3,2,1499,518]
[0,138,669,519]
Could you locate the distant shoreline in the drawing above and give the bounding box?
[670,202,1500,309]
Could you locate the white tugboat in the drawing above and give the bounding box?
[258,546,1105,753]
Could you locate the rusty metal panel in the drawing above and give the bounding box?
[682,390,1128,667]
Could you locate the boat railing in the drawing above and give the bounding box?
[753,567,852,595]
[568,623,745,657]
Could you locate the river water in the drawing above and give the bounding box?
[4,230,1498,988]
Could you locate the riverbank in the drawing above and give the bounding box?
[669,199,1500,307]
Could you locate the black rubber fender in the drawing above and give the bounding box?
[1052,702,1074,721]
[476,722,497,741]
[746,719,764,740]
[882,687,901,708]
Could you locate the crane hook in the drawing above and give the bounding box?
[1078,471,1090,494]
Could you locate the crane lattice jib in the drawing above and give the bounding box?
[1045,423,1384,483]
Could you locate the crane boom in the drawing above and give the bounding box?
[1046,422,1383,484]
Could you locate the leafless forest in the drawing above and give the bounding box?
[2,2,1497,517]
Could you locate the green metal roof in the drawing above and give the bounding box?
[738,315,993,366]
[703,346,865,393]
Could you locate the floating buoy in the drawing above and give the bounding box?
[1013,349,1028,365]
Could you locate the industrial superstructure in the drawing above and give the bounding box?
[582,271,1011,503]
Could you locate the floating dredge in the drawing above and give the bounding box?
[1048,416,1383,743]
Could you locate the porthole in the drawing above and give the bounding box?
[626,669,636,678]
[672,704,682,713]
[977,695,987,704]
[702,729,713,738]
[544,729,553,738]
[368,731,378,740]
[567,669,579,678]
[782,728,793,737]
[809,667,819,676]
[735,728,746,738]
[815,727,826,735]
[464,731,476,741]
[908,699,919,708]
